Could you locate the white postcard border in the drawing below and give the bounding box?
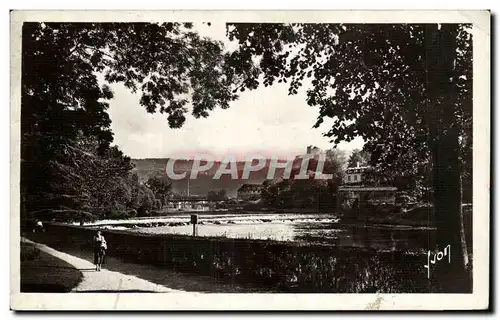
[9,9,491,311]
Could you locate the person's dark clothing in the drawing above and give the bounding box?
[93,234,106,265]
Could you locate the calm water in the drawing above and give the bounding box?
[88,213,434,252]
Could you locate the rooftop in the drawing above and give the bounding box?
[237,184,264,192]
[346,166,370,172]
[338,186,397,192]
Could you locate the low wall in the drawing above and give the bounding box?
[43,223,444,293]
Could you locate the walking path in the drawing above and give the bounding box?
[22,238,180,293]
[22,235,268,293]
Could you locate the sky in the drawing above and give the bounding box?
[106,22,364,160]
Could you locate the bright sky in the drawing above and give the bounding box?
[106,22,364,160]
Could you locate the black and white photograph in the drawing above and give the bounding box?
[9,10,490,310]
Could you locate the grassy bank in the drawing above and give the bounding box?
[20,241,83,292]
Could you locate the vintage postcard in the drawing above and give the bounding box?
[10,10,490,311]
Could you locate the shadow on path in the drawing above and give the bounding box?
[21,241,83,293]
[75,290,159,293]
[25,233,272,293]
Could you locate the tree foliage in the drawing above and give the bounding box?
[261,149,346,209]
[145,175,173,207]
[207,189,228,201]
[32,135,158,221]
[225,23,471,172]
[347,149,371,168]
[21,22,239,219]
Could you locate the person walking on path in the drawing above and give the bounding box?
[93,231,107,271]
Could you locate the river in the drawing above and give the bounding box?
[82,213,435,253]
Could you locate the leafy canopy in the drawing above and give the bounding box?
[225,23,472,177]
[21,22,241,218]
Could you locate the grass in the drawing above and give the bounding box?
[20,242,40,261]
[20,241,83,292]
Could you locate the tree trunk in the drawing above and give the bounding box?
[425,24,471,292]
[431,128,470,292]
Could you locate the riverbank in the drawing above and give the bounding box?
[25,222,469,293]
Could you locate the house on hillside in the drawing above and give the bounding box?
[237,184,264,201]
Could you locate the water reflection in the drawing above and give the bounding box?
[293,222,435,252]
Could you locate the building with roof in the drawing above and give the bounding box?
[237,184,264,201]
[344,163,370,185]
[306,145,322,155]
[164,195,212,211]
[339,163,398,206]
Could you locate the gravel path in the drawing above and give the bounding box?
[22,235,270,293]
[22,238,181,293]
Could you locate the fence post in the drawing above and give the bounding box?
[191,214,198,236]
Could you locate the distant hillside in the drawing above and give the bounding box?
[131,156,314,198]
